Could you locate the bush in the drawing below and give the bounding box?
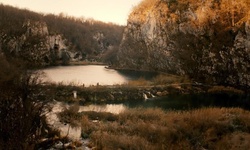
[0,56,51,149]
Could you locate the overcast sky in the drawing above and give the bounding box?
[0,0,142,25]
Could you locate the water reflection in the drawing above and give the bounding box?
[123,94,250,111]
[47,102,127,140]
[77,94,249,116]
[116,69,159,80]
[40,65,129,86]
[79,104,126,114]
[40,65,159,86]
[46,102,81,140]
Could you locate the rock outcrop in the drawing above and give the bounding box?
[117,0,250,88]
[0,20,72,67]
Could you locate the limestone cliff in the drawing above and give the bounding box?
[117,0,250,88]
[0,20,72,66]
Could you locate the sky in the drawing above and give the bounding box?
[0,0,143,25]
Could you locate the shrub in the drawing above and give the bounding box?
[0,56,51,149]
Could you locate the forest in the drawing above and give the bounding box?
[0,4,124,66]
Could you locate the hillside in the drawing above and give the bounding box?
[117,0,250,88]
[0,4,124,67]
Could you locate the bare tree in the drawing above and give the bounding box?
[0,56,52,149]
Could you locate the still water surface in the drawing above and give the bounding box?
[80,94,250,114]
[41,65,127,86]
[41,65,158,86]
[123,94,250,111]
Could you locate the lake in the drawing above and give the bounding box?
[40,65,158,86]
[43,65,249,140]
[79,93,250,114]
[123,94,250,110]
[41,65,249,112]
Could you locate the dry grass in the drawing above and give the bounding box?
[125,74,190,87]
[126,77,150,86]
[152,74,190,85]
[80,107,250,150]
[208,86,244,95]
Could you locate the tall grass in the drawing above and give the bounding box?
[80,107,250,149]
[152,74,190,85]
[125,74,190,86]
[126,77,150,86]
[208,86,244,95]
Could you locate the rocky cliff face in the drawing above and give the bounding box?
[117,0,250,88]
[0,20,72,67]
[0,18,120,66]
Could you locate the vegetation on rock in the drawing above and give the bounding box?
[118,0,250,88]
[0,4,124,67]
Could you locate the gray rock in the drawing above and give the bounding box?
[117,0,250,88]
